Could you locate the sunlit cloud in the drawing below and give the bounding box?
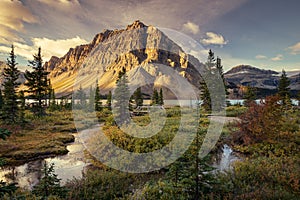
[182,22,200,34]
[200,32,228,46]
[255,54,267,59]
[0,36,88,61]
[270,54,283,61]
[286,42,300,55]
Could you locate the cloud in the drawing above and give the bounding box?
[37,0,81,10]
[271,54,283,61]
[183,22,200,34]
[0,36,88,61]
[286,42,300,55]
[0,0,38,43]
[200,32,228,46]
[255,54,267,59]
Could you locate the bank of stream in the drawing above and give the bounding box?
[0,123,241,190]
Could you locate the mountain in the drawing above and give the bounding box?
[225,65,300,98]
[45,20,204,98]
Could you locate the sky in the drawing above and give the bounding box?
[0,0,299,72]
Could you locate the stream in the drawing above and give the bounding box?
[0,124,239,190]
[0,131,88,190]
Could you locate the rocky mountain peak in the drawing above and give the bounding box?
[126,20,147,30]
[44,20,203,97]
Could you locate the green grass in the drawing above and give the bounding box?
[225,106,247,117]
[0,110,76,165]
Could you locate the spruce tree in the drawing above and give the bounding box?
[200,50,215,111]
[19,90,26,125]
[25,47,50,116]
[277,69,291,106]
[133,87,143,108]
[88,86,95,111]
[2,45,20,123]
[32,162,67,199]
[151,89,159,105]
[95,79,102,111]
[49,89,57,111]
[106,91,112,109]
[114,69,130,125]
[243,86,257,107]
[75,85,86,109]
[158,88,164,105]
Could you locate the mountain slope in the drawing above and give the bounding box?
[225,65,300,97]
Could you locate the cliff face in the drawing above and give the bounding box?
[46,20,204,97]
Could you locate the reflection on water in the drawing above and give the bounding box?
[0,133,88,189]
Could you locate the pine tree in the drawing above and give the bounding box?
[25,47,50,116]
[32,162,68,199]
[49,89,57,111]
[243,86,257,107]
[158,88,164,105]
[75,85,86,109]
[2,45,20,123]
[133,87,143,108]
[200,80,211,111]
[200,50,226,111]
[95,79,102,111]
[207,49,215,70]
[200,50,215,111]
[88,86,95,111]
[19,90,26,125]
[106,91,112,109]
[277,69,291,106]
[151,89,159,105]
[114,69,130,125]
[216,57,228,95]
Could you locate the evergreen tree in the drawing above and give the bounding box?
[243,86,257,107]
[277,69,291,106]
[25,47,50,116]
[32,162,68,199]
[200,80,211,111]
[114,69,130,125]
[106,91,112,109]
[216,57,228,95]
[200,50,226,111]
[2,45,20,123]
[200,50,215,111]
[151,89,159,105]
[19,90,26,125]
[133,87,143,108]
[49,89,57,111]
[95,79,102,111]
[75,85,86,108]
[158,88,164,105]
[88,86,95,111]
[207,49,215,70]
